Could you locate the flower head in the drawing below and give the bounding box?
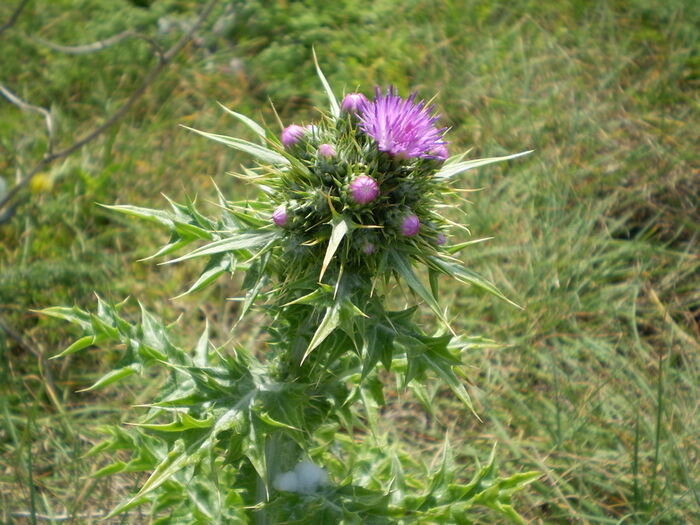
[349,175,380,205]
[318,143,336,158]
[437,232,447,245]
[341,93,368,114]
[400,213,420,237]
[281,124,306,148]
[272,205,288,227]
[358,87,447,159]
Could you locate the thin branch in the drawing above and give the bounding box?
[0,313,40,358]
[10,511,142,521]
[0,0,220,214]
[0,0,30,37]
[11,511,91,522]
[0,312,65,416]
[27,29,164,59]
[0,83,55,153]
[0,199,19,224]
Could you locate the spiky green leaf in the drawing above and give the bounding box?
[302,301,341,364]
[78,363,141,392]
[165,231,277,264]
[435,151,532,180]
[390,251,448,325]
[320,216,349,281]
[217,102,266,139]
[427,256,521,309]
[182,126,289,165]
[312,48,340,118]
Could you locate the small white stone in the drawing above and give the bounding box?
[294,460,328,493]
[273,471,299,492]
[274,460,329,494]
[316,467,329,487]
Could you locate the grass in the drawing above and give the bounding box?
[1,0,698,523]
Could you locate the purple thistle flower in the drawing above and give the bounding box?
[349,175,380,205]
[358,87,447,159]
[281,124,306,148]
[318,143,336,158]
[437,232,447,245]
[400,213,420,237]
[341,93,368,114]
[272,205,288,227]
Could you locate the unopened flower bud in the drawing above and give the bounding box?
[362,243,375,255]
[400,213,420,237]
[318,143,336,158]
[281,125,306,148]
[272,205,288,227]
[341,93,368,114]
[349,175,379,205]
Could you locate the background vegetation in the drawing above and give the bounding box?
[1,0,698,523]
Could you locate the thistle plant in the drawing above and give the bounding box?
[43,59,536,523]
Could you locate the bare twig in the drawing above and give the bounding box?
[27,29,165,60]
[10,511,136,521]
[0,312,65,416]
[0,0,30,37]
[0,0,220,214]
[0,202,19,224]
[0,313,39,358]
[0,83,55,153]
